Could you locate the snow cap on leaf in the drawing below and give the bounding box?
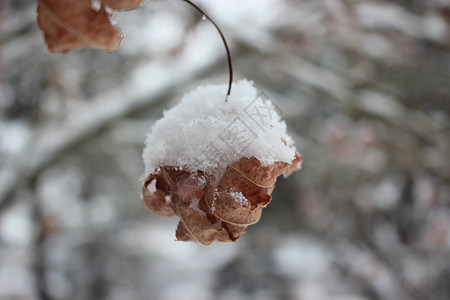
[142,80,302,245]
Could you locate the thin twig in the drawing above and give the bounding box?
[31,178,53,300]
[182,0,233,100]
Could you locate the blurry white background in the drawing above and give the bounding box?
[1,0,450,299]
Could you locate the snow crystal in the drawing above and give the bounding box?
[229,189,250,208]
[142,79,297,178]
[104,5,113,15]
[211,189,220,213]
[147,179,157,193]
[90,0,101,12]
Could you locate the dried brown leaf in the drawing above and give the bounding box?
[142,153,302,245]
[142,174,176,217]
[37,0,135,53]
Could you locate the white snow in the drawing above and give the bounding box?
[104,5,113,15]
[142,80,297,179]
[147,179,157,193]
[90,0,101,12]
[165,195,172,205]
[229,189,250,208]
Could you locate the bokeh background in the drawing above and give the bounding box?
[1,0,450,299]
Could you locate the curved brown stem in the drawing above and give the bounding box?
[182,0,233,101]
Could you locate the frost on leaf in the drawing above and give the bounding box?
[102,0,144,11]
[141,80,302,245]
[143,154,302,246]
[37,0,144,53]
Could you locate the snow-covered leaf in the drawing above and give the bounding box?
[142,80,302,245]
